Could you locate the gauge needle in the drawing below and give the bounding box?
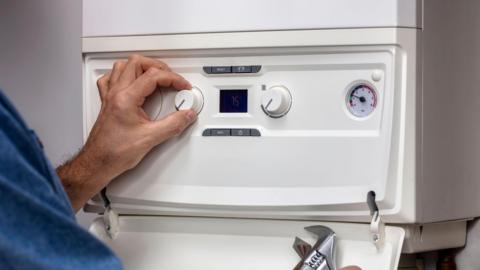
[352,95,367,103]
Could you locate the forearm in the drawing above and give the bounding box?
[56,149,115,212]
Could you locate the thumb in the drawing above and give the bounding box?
[148,109,197,145]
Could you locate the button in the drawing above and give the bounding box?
[231,129,251,136]
[211,129,231,136]
[211,66,232,74]
[251,65,262,73]
[203,66,212,74]
[232,66,252,73]
[372,70,383,82]
[203,128,260,137]
[250,129,261,136]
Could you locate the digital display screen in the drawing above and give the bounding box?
[219,89,248,113]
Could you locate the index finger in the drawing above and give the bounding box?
[116,54,172,88]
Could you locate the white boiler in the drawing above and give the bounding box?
[82,0,480,269]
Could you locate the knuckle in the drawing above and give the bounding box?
[146,66,160,76]
[96,78,102,89]
[109,92,130,111]
[128,54,142,63]
[112,60,125,70]
[158,61,169,70]
[96,75,108,88]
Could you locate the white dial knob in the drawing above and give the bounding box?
[261,86,292,118]
[175,87,204,114]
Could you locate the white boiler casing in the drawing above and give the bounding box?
[82,0,480,268]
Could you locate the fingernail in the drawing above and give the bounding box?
[186,110,196,122]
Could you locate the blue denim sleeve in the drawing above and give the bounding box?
[0,90,123,270]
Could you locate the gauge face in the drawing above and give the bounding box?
[347,84,377,117]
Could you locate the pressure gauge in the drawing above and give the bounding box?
[346,83,377,118]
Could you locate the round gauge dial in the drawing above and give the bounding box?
[347,84,377,117]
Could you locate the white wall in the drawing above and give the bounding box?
[0,0,82,165]
[0,0,94,227]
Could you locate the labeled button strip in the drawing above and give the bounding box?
[203,65,262,74]
[203,128,261,137]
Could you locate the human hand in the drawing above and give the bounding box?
[57,55,196,211]
[85,54,196,176]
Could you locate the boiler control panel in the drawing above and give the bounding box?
[83,46,399,220]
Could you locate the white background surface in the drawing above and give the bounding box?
[83,0,420,37]
[0,0,478,269]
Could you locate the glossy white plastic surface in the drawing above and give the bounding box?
[83,0,421,37]
[90,216,405,270]
[83,44,401,221]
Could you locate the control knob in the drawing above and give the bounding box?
[175,87,204,114]
[261,85,292,118]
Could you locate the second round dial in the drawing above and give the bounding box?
[261,86,292,118]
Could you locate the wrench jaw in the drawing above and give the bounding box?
[293,237,313,258]
[293,237,313,270]
[315,234,336,270]
[293,226,337,270]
